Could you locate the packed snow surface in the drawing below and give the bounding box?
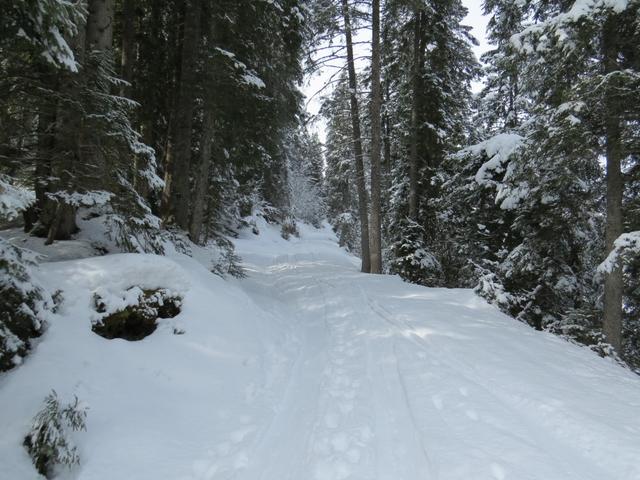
[1,220,640,479]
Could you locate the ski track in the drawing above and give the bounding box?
[179,228,640,480]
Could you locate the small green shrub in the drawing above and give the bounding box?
[24,391,87,478]
[211,237,246,279]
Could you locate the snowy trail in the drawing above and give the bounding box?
[2,221,640,480]
[227,224,640,480]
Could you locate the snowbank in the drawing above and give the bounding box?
[1,219,639,479]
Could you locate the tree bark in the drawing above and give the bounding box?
[120,0,135,97]
[162,0,202,230]
[31,90,57,236]
[189,108,214,243]
[369,0,382,273]
[86,0,114,52]
[602,16,624,353]
[341,0,370,273]
[408,10,423,221]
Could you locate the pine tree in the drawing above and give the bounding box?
[384,0,479,285]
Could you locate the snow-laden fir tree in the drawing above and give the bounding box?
[383,0,479,286]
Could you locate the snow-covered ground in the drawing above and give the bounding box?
[1,219,640,479]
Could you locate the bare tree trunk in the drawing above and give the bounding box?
[408,10,423,221]
[383,113,391,188]
[189,108,214,243]
[162,0,202,230]
[120,0,135,97]
[41,3,93,241]
[341,0,370,273]
[47,0,115,242]
[86,0,114,52]
[602,16,623,353]
[381,16,392,196]
[30,91,57,235]
[369,0,382,273]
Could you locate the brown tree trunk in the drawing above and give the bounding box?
[341,0,370,273]
[30,93,57,236]
[408,10,423,221]
[41,5,92,241]
[189,108,214,243]
[602,16,624,353]
[47,0,115,242]
[369,0,382,273]
[162,0,202,230]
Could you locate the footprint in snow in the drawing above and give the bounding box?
[459,386,469,397]
[346,448,361,464]
[216,442,231,455]
[359,425,374,442]
[343,389,356,400]
[330,432,350,452]
[465,410,479,421]
[324,412,340,428]
[432,394,444,410]
[233,451,249,469]
[491,462,506,479]
[230,425,256,444]
[313,459,351,480]
[339,401,354,414]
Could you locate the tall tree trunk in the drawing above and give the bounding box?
[408,10,423,221]
[189,107,214,243]
[31,93,56,235]
[120,0,135,97]
[86,0,114,52]
[602,16,624,353]
[341,0,370,273]
[383,113,391,190]
[46,0,114,243]
[382,16,392,196]
[162,0,202,230]
[41,3,95,241]
[369,0,382,273]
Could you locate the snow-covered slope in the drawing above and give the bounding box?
[1,220,639,480]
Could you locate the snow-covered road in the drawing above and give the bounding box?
[1,220,639,479]
[229,224,640,480]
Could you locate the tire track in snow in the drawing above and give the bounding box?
[359,287,606,480]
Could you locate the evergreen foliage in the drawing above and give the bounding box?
[2,0,640,377]
[0,238,52,371]
[24,390,87,478]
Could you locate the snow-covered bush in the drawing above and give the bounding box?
[598,232,640,275]
[598,232,640,371]
[390,218,442,286]
[92,287,182,341]
[0,174,36,223]
[288,163,325,227]
[210,237,245,279]
[280,216,299,240]
[24,390,87,478]
[0,239,53,371]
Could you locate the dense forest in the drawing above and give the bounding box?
[2,1,640,478]
[1,0,640,375]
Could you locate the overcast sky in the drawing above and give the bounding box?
[303,1,492,142]
[463,0,491,60]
